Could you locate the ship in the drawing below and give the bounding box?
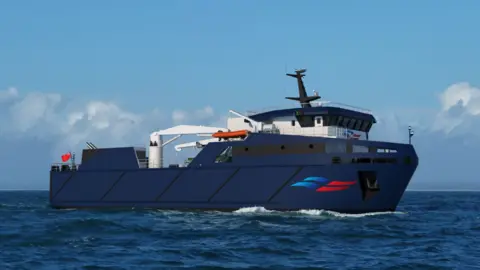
[49,69,418,213]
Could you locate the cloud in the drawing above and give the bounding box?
[0,88,152,155]
[172,106,216,125]
[438,82,480,114]
[432,82,480,137]
[0,88,226,155]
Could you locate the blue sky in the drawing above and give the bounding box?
[1,1,479,190]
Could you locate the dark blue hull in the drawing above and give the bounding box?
[49,134,418,214]
[50,165,413,213]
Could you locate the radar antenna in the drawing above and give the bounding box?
[285,69,321,108]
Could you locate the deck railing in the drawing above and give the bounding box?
[50,163,80,172]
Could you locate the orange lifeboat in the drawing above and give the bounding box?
[212,129,249,139]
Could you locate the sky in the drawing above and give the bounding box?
[0,1,479,190]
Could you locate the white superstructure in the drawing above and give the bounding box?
[226,102,371,140]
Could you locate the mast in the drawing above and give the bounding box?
[285,69,321,108]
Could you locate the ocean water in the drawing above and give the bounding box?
[0,191,479,270]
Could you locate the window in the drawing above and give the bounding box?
[332,157,341,164]
[354,120,363,130]
[316,117,321,125]
[377,148,397,153]
[366,122,373,132]
[361,121,370,132]
[135,150,146,160]
[291,120,295,126]
[336,116,343,126]
[347,119,356,129]
[323,116,330,126]
[215,146,233,163]
[352,145,369,153]
[341,117,350,127]
[326,141,347,153]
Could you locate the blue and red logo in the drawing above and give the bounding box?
[291,176,356,192]
[344,129,360,139]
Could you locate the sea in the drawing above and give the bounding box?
[0,191,479,270]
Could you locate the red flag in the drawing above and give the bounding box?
[61,152,71,162]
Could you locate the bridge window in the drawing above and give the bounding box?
[347,119,356,129]
[327,116,336,126]
[360,121,370,132]
[322,116,329,126]
[336,116,343,126]
[321,116,373,132]
[354,120,363,130]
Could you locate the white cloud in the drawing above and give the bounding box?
[0,90,145,152]
[0,87,224,163]
[432,82,480,135]
[172,109,188,124]
[172,105,216,125]
[9,92,62,133]
[438,82,480,114]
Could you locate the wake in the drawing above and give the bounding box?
[232,206,405,218]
